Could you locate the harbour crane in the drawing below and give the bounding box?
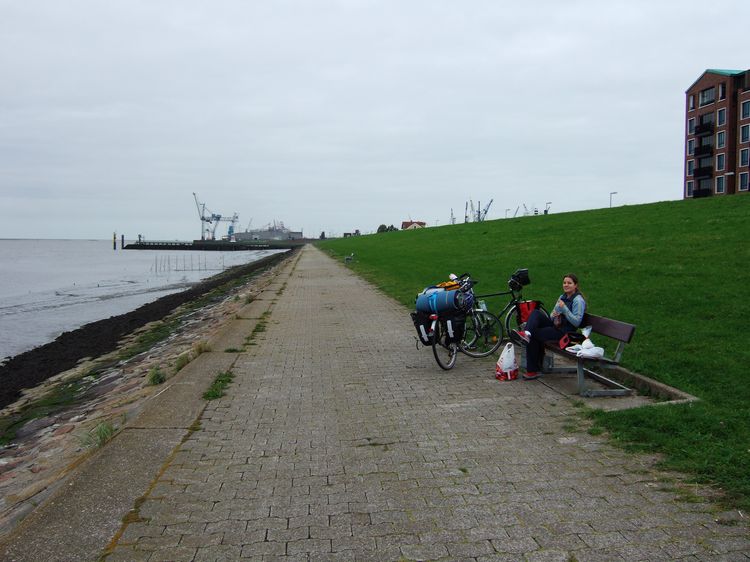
[193,192,214,240]
[478,199,494,222]
[192,193,238,240]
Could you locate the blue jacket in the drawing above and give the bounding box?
[551,291,585,333]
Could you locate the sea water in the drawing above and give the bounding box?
[0,239,282,360]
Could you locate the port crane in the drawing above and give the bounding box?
[477,199,493,221]
[462,199,494,223]
[192,193,239,240]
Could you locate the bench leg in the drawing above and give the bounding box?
[577,361,588,395]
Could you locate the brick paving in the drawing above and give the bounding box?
[106,245,749,561]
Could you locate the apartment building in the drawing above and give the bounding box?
[684,69,750,198]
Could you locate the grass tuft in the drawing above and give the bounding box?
[146,366,166,386]
[173,353,191,373]
[203,371,235,400]
[79,420,117,449]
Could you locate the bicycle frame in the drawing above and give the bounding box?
[475,288,523,319]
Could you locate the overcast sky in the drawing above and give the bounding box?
[1,1,748,240]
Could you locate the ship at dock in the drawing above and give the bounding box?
[234,221,303,242]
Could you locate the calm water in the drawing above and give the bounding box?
[0,239,282,360]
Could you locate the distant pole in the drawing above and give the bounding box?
[609,191,618,208]
[505,208,510,219]
[113,232,117,250]
[121,234,124,249]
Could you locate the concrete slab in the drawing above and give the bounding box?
[205,319,258,351]
[0,428,184,562]
[236,299,272,319]
[131,352,237,428]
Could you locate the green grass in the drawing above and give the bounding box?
[318,196,750,510]
[203,371,235,400]
[146,366,166,386]
[0,378,87,446]
[79,419,117,449]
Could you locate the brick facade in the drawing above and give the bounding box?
[684,69,750,198]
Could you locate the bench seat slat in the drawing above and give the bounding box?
[582,313,636,344]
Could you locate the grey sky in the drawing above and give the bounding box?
[1,1,748,239]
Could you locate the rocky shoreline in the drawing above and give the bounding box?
[0,250,290,410]
[0,249,298,538]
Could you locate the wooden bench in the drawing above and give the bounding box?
[526,313,636,397]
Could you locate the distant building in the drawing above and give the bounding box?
[401,221,426,230]
[684,69,750,198]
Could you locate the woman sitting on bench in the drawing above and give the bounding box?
[514,273,586,380]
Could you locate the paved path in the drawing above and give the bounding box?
[68,246,750,560]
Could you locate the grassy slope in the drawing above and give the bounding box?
[319,196,750,510]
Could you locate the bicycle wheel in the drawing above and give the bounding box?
[504,303,548,338]
[461,310,503,357]
[432,321,458,370]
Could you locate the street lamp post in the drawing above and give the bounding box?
[505,208,510,219]
[609,191,618,208]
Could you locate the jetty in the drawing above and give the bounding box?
[124,239,307,251]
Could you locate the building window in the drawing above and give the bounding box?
[719,83,726,100]
[741,124,750,143]
[717,130,726,148]
[687,138,695,155]
[686,180,694,197]
[699,87,715,106]
[687,160,695,176]
[716,153,725,171]
[741,148,749,167]
[715,176,725,194]
[742,100,750,120]
[740,172,749,191]
[699,156,712,168]
[700,135,713,148]
[699,178,712,191]
[717,108,726,126]
[688,118,695,134]
[689,95,695,111]
[700,112,714,125]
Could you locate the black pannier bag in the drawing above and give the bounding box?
[410,311,432,345]
[508,268,531,291]
[442,312,466,344]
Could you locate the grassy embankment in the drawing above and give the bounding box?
[318,196,750,511]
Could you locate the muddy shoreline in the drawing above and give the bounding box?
[0,250,292,410]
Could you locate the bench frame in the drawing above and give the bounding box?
[535,313,636,397]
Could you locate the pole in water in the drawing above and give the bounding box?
[113,232,117,250]
[121,234,124,249]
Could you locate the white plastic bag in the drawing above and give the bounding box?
[495,342,518,381]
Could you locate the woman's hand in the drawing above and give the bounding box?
[557,299,567,310]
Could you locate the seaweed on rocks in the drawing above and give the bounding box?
[0,251,290,410]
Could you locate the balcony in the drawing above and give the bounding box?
[694,122,714,136]
[694,166,713,179]
[694,144,713,157]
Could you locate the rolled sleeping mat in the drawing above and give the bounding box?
[416,289,466,313]
[415,287,443,312]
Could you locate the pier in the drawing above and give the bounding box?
[124,239,305,251]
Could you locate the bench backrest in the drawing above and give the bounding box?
[582,313,636,344]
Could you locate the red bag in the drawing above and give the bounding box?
[518,300,541,323]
